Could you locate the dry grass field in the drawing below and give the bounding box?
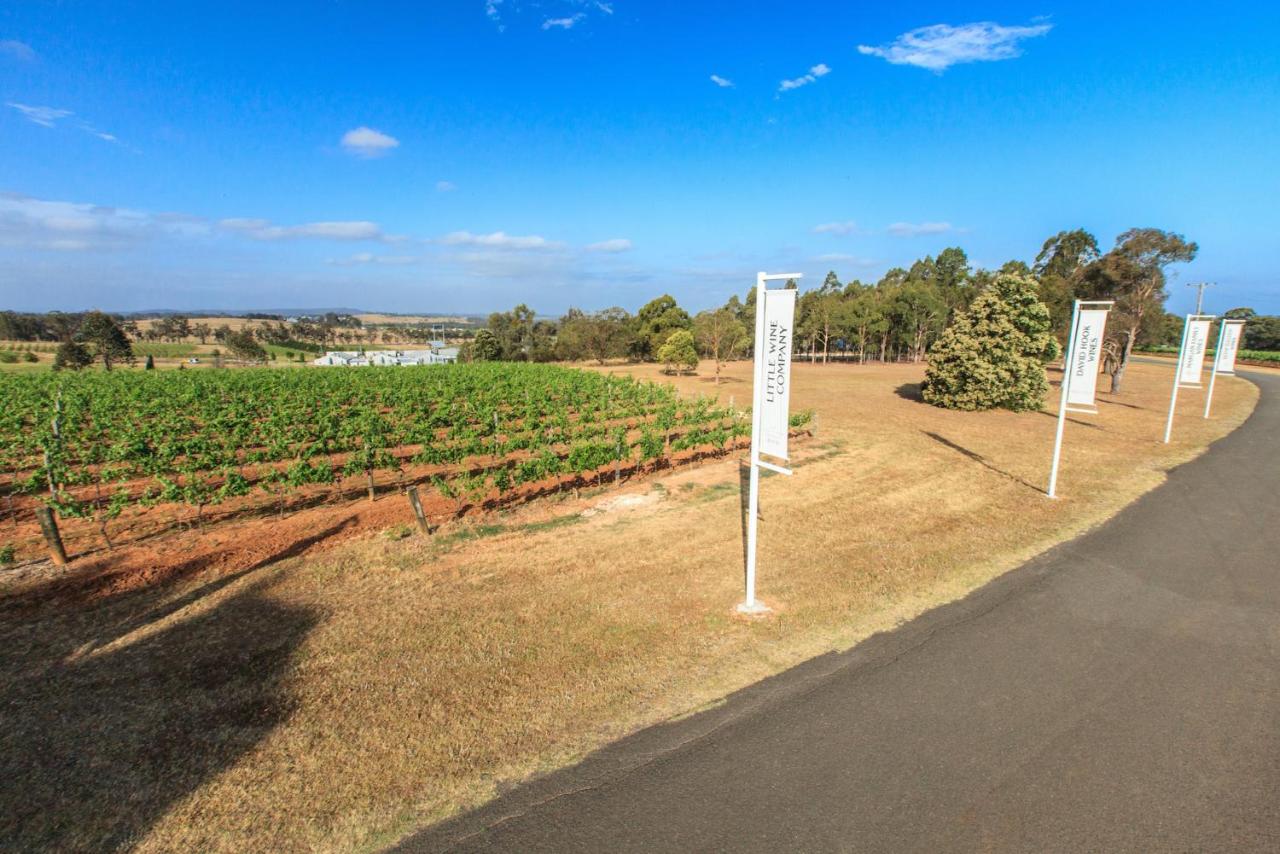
[0,359,1259,852]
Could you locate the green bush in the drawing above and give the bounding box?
[0,543,14,566]
[657,329,698,375]
[922,273,1059,412]
[0,352,17,363]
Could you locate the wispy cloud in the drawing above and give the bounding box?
[542,14,585,30]
[7,103,72,128]
[887,221,953,237]
[329,253,421,266]
[436,180,457,193]
[858,21,1052,72]
[813,221,860,236]
[0,40,36,62]
[779,63,830,93]
[710,74,734,88]
[0,191,206,251]
[440,230,562,250]
[485,0,504,30]
[340,126,400,158]
[219,218,384,241]
[585,238,632,253]
[7,102,124,146]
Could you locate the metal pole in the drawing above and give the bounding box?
[1164,314,1193,443]
[1187,282,1214,315]
[1047,300,1081,499]
[742,272,767,612]
[1203,319,1227,419]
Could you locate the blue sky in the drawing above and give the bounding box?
[2,1,1277,316]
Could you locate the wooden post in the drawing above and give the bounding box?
[366,469,376,502]
[36,506,67,566]
[406,486,431,535]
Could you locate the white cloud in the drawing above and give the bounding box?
[542,14,585,30]
[586,238,632,253]
[440,230,562,250]
[887,221,953,237]
[858,21,1052,72]
[594,2,614,14]
[485,0,503,30]
[0,40,36,62]
[7,103,72,128]
[219,218,384,241]
[340,126,400,158]
[0,192,206,251]
[813,221,860,236]
[436,180,457,192]
[329,253,421,266]
[710,74,734,88]
[778,63,831,92]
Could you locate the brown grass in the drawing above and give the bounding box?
[0,360,1258,852]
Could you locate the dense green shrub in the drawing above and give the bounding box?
[922,273,1060,412]
[657,329,698,374]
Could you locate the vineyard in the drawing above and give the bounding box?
[1,363,809,564]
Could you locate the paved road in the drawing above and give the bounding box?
[399,369,1280,853]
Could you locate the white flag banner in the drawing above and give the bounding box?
[1179,319,1212,386]
[758,288,796,460]
[1215,321,1244,374]
[1067,309,1109,408]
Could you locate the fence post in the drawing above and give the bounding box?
[36,506,68,566]
[406,486,431,535]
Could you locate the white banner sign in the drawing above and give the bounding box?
[1179,319,1212,386]
[758,288,795,460]
[1215,321,1244,374]
[1067,309,1109,408]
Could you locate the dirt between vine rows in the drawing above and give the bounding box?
[0,432,808,610]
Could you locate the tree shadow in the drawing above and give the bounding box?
[6,518,355,612]
[921,431,1046,495]
[894,382,924,402]
[0,575,318,850]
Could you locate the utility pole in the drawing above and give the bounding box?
[1187,281,1215,315]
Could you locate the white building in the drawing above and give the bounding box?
[312,347,459,367]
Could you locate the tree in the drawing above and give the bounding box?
[693,307,747,383]
[1081,228,1197,392]
[471,328,500,361]
[144,354,156,370]
[52,340,93,371]
[636,295,692,360]
[76,311,134,371]
[839,285,888,363]
[656,329,698,375]
[224,330,267,362]
[891,279,947,363]
[922,273,1059,412]
[1034,229,1100,335]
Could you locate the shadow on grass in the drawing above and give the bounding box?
[0,525,338,849]
[894,382,924,402]
[921,431,1046,495]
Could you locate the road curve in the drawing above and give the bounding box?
[398,369,1280,853]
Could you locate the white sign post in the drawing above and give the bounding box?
[1163,314,1216,443]
[740,271,799,615]
[1203,319,1246,418]
[1047,299,1113,498]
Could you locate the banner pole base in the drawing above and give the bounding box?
[736,600,772,616]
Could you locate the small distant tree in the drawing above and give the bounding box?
[922,273,1059,412]
[471,328,500,361]
[657,329,698,375]
[77,311,134,371]
[693,307,747,383]
[53,340,93,371]
[144,354,155,370]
